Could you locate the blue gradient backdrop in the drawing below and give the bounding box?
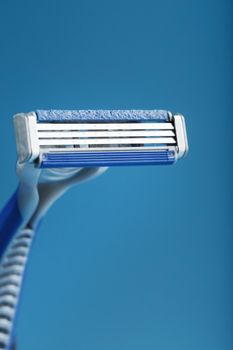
[0,1,232,349]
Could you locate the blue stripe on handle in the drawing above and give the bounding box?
[36,110,170,122]
[40,150,176,168]
[0,189,23,261]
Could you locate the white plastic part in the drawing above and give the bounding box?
[0,265,23,276]
[4,256,27,265]
[0,285,18,295]
[0,319,11,328]
[13,112,40,163]
[0,295,16,305]
[0,275,21,285]
[173,114,189,159]
[0,228,34,350]
[0,306,14,318]
[0,333,8,344]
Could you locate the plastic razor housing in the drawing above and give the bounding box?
[13,110,188,168]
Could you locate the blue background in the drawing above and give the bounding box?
[0,1,232,349]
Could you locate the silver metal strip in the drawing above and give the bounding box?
[38,130,175,138]
[40,145,175,151]
[37,122,174,131]
[38,137,176,146]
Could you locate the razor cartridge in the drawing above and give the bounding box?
[14,110,188,168]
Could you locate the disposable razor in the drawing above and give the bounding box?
[0,110,188,350]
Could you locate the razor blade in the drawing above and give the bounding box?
[14,110,188,168]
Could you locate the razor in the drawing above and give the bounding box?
[0,110,188,349]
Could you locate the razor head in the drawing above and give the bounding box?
[13,110,188,168]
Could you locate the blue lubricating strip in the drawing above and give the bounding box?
[36,110,170,122]
[40,150,176,168]
[0,188,23,261]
